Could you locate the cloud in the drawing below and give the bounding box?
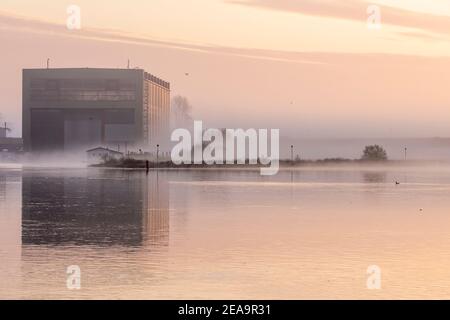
[0,9,446,69]
[394,31,444,42]
[226,0,450,37]
[2,10,450,139]
[0,11,323,65]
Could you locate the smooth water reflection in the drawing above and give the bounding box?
[22,170,169,247]
[2,166,450,299]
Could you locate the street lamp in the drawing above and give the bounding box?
[156,144,160,167]
[290,145,294,162]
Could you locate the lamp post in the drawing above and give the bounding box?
[404,147,407,161]
[156,144,160,168]
[290,145,294,162]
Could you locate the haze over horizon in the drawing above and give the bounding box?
[1,0,450,139]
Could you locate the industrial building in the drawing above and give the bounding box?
[22,68,170,152]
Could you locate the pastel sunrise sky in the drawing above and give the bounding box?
[1,0,450,137]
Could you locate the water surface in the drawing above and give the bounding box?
[1,165,450,299]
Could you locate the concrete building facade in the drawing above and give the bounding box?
[23,68,170,152]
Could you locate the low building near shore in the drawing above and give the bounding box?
[0,137,23,152]
[86,147,123,163]
[0,137,23,162]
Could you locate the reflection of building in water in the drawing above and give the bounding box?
[0,170,22,294]
[0,173,5,201]
[142,172,170,247]
[21,170,169,247]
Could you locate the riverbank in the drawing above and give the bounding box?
[90,157,450,169]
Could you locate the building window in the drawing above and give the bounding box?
[46,80,59,90]
[105,79,119,91]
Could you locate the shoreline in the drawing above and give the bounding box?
[91,158,450,170]
[5,159,450,171]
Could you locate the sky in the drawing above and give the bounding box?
[1,0,450,138]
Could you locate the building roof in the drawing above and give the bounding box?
[0,137,23,145]
[23,68,170,89]
[24,67,143,72]
[86,147,123,155]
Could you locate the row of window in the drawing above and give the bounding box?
[30,79,136,90]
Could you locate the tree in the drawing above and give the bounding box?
[171,95,193,129]
[361,145,388,161]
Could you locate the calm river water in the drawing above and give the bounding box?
[2,165,450,299]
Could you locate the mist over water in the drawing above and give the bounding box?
[4,136,450,170]
[280,137,450,160]
[2,164,450,299]
[18,151,89,168]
